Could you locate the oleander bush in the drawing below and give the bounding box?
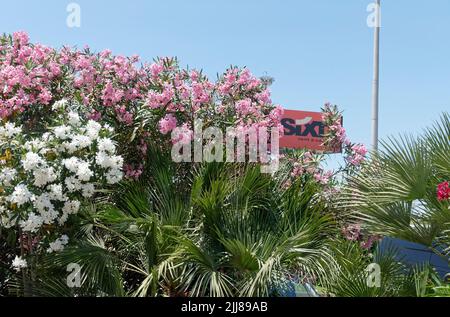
[0,32,448,297]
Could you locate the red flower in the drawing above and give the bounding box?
[437,181,450,201]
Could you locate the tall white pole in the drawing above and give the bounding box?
[371,0,381,152]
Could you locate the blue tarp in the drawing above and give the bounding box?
[379,237,449,280]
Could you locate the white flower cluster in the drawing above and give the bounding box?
[0,102,124,241]
[0,122,22,139]
[11,256,27,272]
[47,235,69,253]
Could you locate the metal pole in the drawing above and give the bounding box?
[371,0,381,152]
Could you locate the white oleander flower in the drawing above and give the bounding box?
[48,184,66,202]
[111,155,124,170]
[1,107,124,236]
[12,256,28,272]
[33,166,58,187]
[34,193,53,212]
[106,169,123,185]
[65,176,82,192]
[34,194,58,224]
[0,122,22,139]
[47,235,69,253]
[81,183,95,198]
[95,152,124,170]
[0,167,17,186]
[60,234,69,244]
[19,212,43,233]
[62,157,80,173]
[9,184,33,207]
[97,138,116,154]
[103,124,114,133]
[0,212,15,229]
[76,161,93,182]
[24,137,48,152]
[0,204,15,228]
[59,213,69,225]
[22,152,45,171]
[62,200,80,216]
[95,152,108,168]
[68,111,82,126]
[86,120,102,140]
[66,134,92,153]
[41,132,54,142]
[52,99,68,111]
[54,125,72,140]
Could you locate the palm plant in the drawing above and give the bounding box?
[13,144,337,297]
[323,239,442,297]
[179,162,336,297]
[341,113,450,260]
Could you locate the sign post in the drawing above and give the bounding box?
[371,0,381,152]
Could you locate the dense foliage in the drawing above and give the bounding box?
[0,32,448,297]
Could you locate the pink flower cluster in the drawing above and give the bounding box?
[124,164,144,180]
[285,151,334,187]
[314,171,333,185]
[1,32,283,178]
[321,103,368,167]
[345,143,368,166]
[159,114,178,135]
[360,235,381,250]
[342,224,362,241]
[0,32,59,117]
[0,32,144,122]
[321,103,346,148]
[437,181,450,201]
[289,152,316,179]
[171,123,194,145]
[342,224,381,250]
[216,68,284,135]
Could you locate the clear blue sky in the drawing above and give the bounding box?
[1,0,449,149]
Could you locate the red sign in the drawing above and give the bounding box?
[280,109,341,153]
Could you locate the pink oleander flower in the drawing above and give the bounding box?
[149,62,164,79]
[191,81,212,107]
[146,83,175,109]
[124,164,144,180]
[138,138,148,156]
[115,106,133,125]
[330,124,347,143]
[190,70,200,81]
[38,89,52,105]
[361,235,382,250]
[290,162,303,178]
[352,144,368,157]
[89,110,102,121]
[314,170,333,185]
[1,32,284,176]
[269,105,284,122]
[345,143,367,166]
[159,114,178,135]
[171,123,193,145]
[437,181,450,201]
[346,153,363,166]
[256,89,272,105]
[344,138,352,147]
[235,98,254,116]
[342,224,362,241]
[13,31,29,47]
